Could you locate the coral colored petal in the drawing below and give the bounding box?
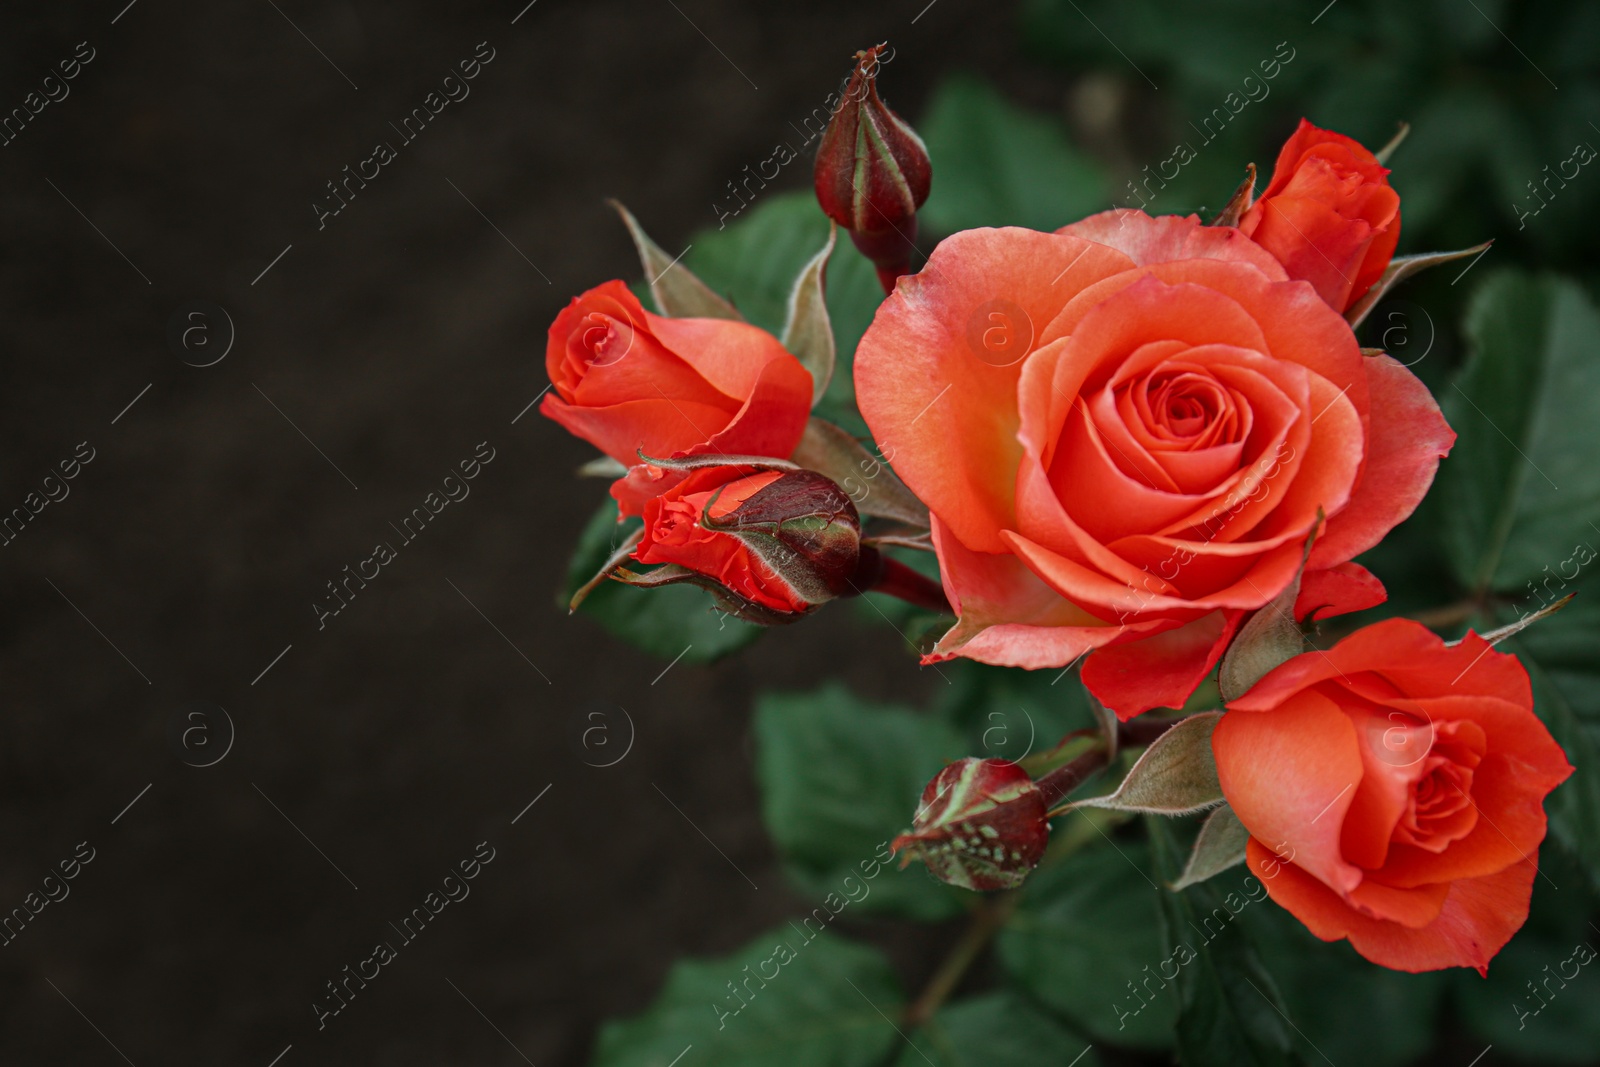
[856,228,1135,553]
[1311,354,1455,569]
[1295,562,1387,621]
[649,312,810,401]
[1057,210,1288,279]
[926,518,1158,668]
[1241,193,1373,310]
[1080,610,1239,719]
[1249,839,1537,975]
[1215,690,1366,894]
[540,394,735,467]
[1230,621,1524,715]
[699,354,814,459]
[1345,877,1449,929]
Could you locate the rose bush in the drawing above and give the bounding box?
[1239,119,1401,312]
[854,209,1453,717]
[1213,618,1573,973]
[541,280,813,516]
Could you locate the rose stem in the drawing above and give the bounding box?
[903,712,1187,1025]
[903,891,1019,1028]
[863,554,952,614]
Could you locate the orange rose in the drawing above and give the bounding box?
[1213,619,1572,974]
[1239,119,1401,312]
[540,281,813,516]
[853,211,1453,717]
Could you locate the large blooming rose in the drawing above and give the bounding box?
[853,211,1453,717]
[541,281,813,516]
[1213,619,1572,973]
[1240,119,1400,312]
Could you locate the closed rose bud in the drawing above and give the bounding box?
[891,758,1049,892]
[1239,119,1401,312]
[813,44,932,292]
[621,464,862,623]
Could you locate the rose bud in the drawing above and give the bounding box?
[540,281,813,517]
[1213,619,1573,974]
[618,464,862,623]
[891,758,1049,891]
[813,44,932,293]
[1238,119,1401,312]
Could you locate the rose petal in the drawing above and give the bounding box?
[1057,209,1288,279]
[1310,353,1455,569]
[855,228,1135,553]
[1249,839,1537,975]
[1080,610,1240,719]
[1294,562,1387,622]
[1214,689,1366,895]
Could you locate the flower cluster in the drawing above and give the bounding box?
[538,46,1572,978]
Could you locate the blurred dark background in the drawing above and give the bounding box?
[3,0,1596,1064]
[0,2,1008,1064]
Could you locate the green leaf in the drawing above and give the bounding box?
[563,497,763,662]
[610,199,743,321]
[1448,844,1600,1064]
[754,684,968,921]
[1146,817,1295,1067]
[1075,713,1224,816]
[678,192,884,434]
[934,660,1095,767]
[1438,272,1600,594]
[997,838,1176,1048]
[1240,902,1447,1067]
[781,225,838,407]
[1510,616,1600,892]
[902,992,1100,1067]
[1171,804,1249,891]
[919,75,1109,235]
[593,927,904,1067]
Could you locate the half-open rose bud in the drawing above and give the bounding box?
[813,44,931,292]
[617,464,862,623]
[892,758,1049,891]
